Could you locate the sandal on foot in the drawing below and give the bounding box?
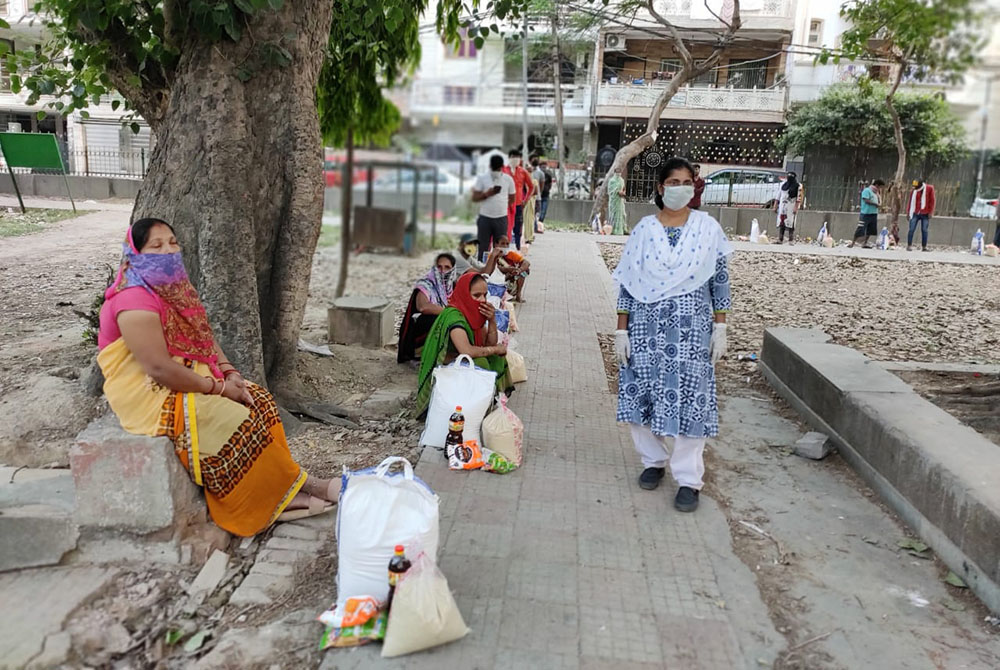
[277,495,333,522]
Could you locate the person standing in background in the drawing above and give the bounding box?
[471,155,515,261]
[688,163,705,210]
[775,171,801,244]
[503,149,534,250]
[607,167,628,235]
[849,179,884,249]
[537,161,552,232]
[906,179,936,252]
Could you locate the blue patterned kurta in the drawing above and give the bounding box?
[617,226,732,438]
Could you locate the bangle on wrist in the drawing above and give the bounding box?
[223,369,241,378]
[204,377,217,395]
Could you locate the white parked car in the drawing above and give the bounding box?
[969,196,998,219]
[702,168,786,208]
[352,168,474,195]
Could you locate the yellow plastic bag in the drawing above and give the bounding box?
[507,350,527,384]
[382,554,469,657]
[481,393,523,467]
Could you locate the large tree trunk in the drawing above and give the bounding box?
[132,2,334,401]
[886,63,907,244]
[335,129,354,298]
[550,12,566,198]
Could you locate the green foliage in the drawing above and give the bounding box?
[7,1,290,124]
[821,0,981,83]
[778,83,968,165]
[317,0,420,147]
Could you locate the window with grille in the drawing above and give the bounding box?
[445,29,478,59]
[443,85,476,105]
[726,59,768,89]
[660,59,717,87]
[0,2,9,15]
[808,19,824,47]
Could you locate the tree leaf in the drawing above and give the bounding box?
[165,630,183,645]
[944,571,968,588]
[130,122,140,134]
[234,0,255,14]
[36,110,46,121]
[897,538,929,553]
[183,630,210,653]
[111,99,120,111]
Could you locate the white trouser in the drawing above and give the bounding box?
[630,424,706,490]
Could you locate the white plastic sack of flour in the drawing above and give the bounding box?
[335,457,439,610]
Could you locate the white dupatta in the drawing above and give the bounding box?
[612,210,732,304]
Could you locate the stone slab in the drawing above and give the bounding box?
[0,566,117,669]
[70,414,205,533]
[328,298,394,348]
[793,431,833,460]
[760,326,1000,613]
[0,504,79,572]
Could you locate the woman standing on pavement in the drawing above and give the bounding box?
[613,157,733,513]
[775,171,801,244]
[607,168,628,235]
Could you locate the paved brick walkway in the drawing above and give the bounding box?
[324,233,778,669]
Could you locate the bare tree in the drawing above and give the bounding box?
[589,0,743,224]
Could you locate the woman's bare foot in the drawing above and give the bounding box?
[301,475,338,503]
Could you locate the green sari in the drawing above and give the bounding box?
[415,307,512,417]
[608,173,627,235]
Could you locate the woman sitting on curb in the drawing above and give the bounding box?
[97,218,337,536]
[415,272,513,417]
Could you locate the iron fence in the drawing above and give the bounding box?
[0,147,149,179]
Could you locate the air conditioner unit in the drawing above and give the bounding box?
[605,34,625,51]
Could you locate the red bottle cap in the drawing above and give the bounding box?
[455,406,462,411]
[394,544,404,553]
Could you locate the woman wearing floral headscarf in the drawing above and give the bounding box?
[97,218,336,536]
[613,157,732,513]
[397,253,458,363]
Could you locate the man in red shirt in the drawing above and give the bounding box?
[503,149,535,250]
[688,163,705,210]
[906,179,936,252]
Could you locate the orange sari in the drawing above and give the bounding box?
[98,339,305,537]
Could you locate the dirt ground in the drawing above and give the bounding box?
[893,369,1000,447]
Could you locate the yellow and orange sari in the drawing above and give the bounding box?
[98,226,306,537]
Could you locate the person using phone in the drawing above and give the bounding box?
[472,154,515,261]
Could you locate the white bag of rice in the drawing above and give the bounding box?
[381,553,468,657]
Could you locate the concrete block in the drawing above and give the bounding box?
[793,432,833,460]
[257,548,305,564]
[27,632,71,670]
[270,523,321,541]
[328,296,394,348]
[361,387,413,416]
[265,536,323,553]
[186,549,229,604]
[0,504,79,571]
[71,415,205,533]
[759,326,1000,614]
[239,571,294,595]
[250,561,296,578]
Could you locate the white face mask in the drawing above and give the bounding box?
[509,158,520,168]
[490,170,501,179]
[659,185,695,211]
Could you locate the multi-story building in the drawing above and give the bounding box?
[0,0,153,177]
[393,1,798,193]
[394,22,594,167]
[593,0,796,198]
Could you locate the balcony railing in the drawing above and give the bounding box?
[410,81,590,115]
[655,0,791,18]
[597,83,785,113]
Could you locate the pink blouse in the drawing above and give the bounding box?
[98,287,161,350]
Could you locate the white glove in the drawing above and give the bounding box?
[614,329,630,367]
[710,322,727,366]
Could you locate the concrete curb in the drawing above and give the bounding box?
[759,327,1000,614]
